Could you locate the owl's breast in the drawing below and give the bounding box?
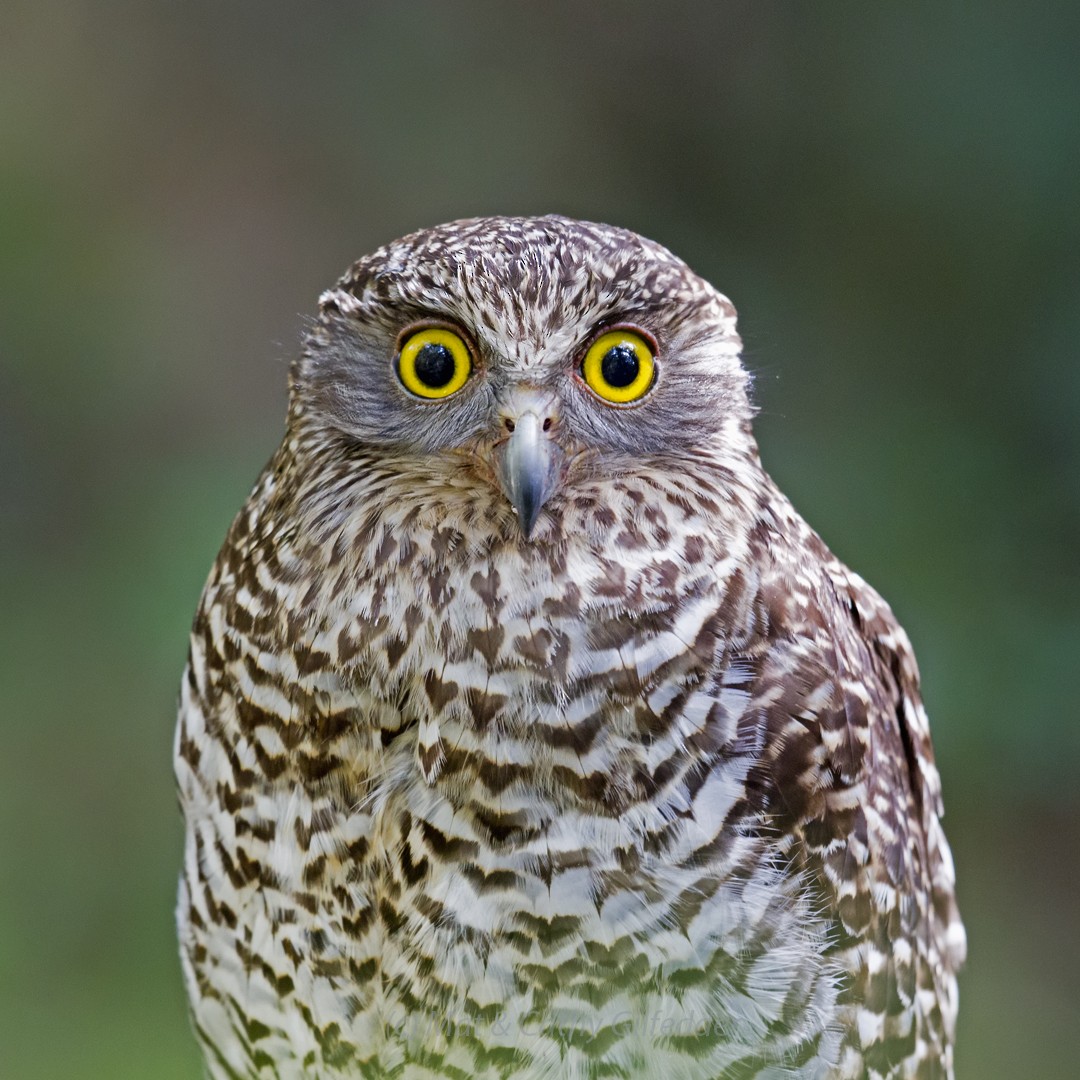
[320,531,749,816]
[181,500,845,1076]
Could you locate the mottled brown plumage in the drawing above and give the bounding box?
[176,216,964,1079]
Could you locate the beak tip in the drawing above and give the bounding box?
[513,502,541,540]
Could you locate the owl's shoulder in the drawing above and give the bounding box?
[734,493,963,1070]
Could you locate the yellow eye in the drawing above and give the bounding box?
[580,329,656,404]
[397,326,473,399]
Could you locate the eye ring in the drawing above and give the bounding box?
[578,326,658,405]
[396,324,474,400]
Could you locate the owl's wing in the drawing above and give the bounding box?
[773,556,965,1076]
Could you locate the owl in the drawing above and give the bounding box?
[175,216,964,1080]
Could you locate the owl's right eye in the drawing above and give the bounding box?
[396,326,473,399]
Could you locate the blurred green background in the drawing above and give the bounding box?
[2,2,1077,1077]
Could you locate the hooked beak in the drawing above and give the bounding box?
[496,410,562,539]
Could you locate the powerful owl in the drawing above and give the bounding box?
[175,216,964,1079]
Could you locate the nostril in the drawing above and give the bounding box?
[504,418,516,433]
[542,417,553,432]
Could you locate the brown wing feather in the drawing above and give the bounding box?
[738,485,963,1077]
[811,557,964,1077]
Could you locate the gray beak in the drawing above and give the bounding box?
[496,411,562,539]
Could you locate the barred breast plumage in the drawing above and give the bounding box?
[175,215,964,1079]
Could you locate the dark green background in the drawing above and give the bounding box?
[2,3,1077,1077]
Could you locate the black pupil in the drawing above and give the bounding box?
[601,344,640,387]
[414,343,456,387]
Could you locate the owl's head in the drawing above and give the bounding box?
[292,216,752,538]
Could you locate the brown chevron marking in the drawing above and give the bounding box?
[422,669,458,708]
[418,820,479,861]
[466,625,505,666]
[458,863,522,894]
[469,567,502,613]
[542,581,580,617]
[464,687,507,727]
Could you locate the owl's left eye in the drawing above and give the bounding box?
[397,326,473,399]
[580,328,657,405]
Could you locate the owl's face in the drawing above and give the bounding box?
[293,216,751,537]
